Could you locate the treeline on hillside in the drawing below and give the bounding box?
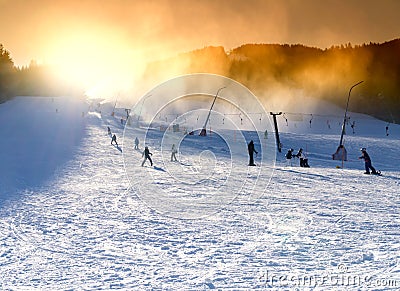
[0,44,79,103]
[144,40,400,123]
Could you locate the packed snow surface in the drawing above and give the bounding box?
[0,96,399,290]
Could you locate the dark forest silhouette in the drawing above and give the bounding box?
[144,39,400,123]
[0,44,80,103]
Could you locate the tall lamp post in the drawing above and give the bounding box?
[199,86,226,136]
[339,81,363,146]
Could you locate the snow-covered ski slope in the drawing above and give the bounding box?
[0,96,87,203]
[0,96,399,290]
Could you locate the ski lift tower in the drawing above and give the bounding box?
[339,81,363,146]
[125,108,131,119]
[111,99,117,116]
[137,94,152,126]
[270,112,282,153]
[333,81,363,163]
[199,87,226,136]
[125,108,131,125]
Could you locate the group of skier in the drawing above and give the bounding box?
[139,143,178,166]
[109,127,177,167]
[285,148,310,167]
[108,127,378,174]
[247,139,310,168]
[251,138,377,175]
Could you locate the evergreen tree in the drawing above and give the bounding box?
[0,44,16,102]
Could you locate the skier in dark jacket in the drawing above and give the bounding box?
[142,146,153,167]
[285,148,294,166]
[296,148,310,167]
[111,134,118,146]
[171,144,178,162]
[286,149,294,159]
[359,148,377,174]
[248,140,258,166]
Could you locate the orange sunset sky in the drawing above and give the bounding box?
[1,0,399,96]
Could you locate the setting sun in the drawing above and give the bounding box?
[43,26,143,98]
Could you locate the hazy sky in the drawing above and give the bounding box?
[1,0,399,95]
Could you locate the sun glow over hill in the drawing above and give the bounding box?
[45,27,146,98]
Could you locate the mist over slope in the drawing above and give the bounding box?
[142,40,400,123]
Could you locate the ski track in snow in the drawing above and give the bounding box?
[0,99,400,290]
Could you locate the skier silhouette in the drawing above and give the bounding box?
[171,144,178,162]
[248,140,258,166]
[111,134,118,146]
[285,148,294,166]
[351,121,356,134]
[107,126,111,135]
[359,148,377,174]
[134,137,139,150]
[142,146,153,167]
[295,148,310,167]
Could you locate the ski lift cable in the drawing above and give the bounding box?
[282,111,375,120]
